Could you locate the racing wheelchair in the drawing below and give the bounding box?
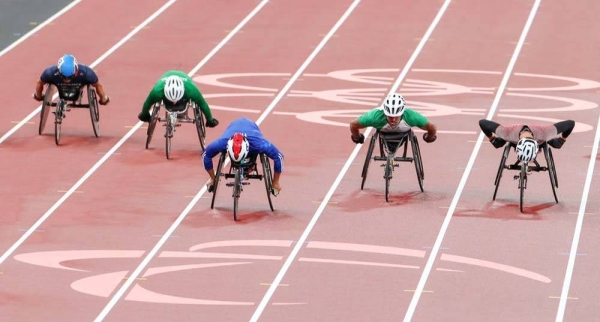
[360,129,424,202]
[210,152,275,221]
[145,99,206,159]
[492,142,558,212]
[39,84,99,145]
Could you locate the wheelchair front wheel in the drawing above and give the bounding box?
[519,163,527,213]
[165,122,173,160]
[54,101,65,146]
[233,168,242,221]
[384,155,393,202]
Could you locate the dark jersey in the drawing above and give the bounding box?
[40,64,98,100]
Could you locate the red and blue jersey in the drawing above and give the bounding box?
[40,64,99,100]
[203,118,284,173]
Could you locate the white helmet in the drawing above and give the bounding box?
[516,138,539,162]
[383,93,406,117]
[227,133,250,163]
[164,75,185,103]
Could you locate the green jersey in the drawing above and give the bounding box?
[357,107,428,132]
[142,70,213,120]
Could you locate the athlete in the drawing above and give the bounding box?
[137,70,219,128]
[202,118,284,195]
[33,54,110,105]
[349,93,437,145]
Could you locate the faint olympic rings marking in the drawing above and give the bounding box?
[14,240,550,305]
[193,69,600,132]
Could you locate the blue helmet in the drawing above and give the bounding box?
[57,54,78,77]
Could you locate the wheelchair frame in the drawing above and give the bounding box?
[145,99,206,159]
[39,84,100,145]
[360,129,424,202]
[210,152,275,221]
[492,142,558,212]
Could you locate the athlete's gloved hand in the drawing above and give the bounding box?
[206,118,219,128]
[351,134,365,144]
[547,137,565,149]
[32,93,44,101]
[138,112,151,123]
[99,96,110,105]
[491,136,506,148]
[423,133,437,143]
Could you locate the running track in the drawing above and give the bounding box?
[1,1,599,321]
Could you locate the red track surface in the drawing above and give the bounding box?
[1,0,599,321]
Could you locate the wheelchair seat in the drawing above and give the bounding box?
[230,153,259,172]
[379,130,410,155]
[164,99,190,113]
[57,84,83,102]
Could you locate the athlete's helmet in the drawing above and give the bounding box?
[57,54,78,78]
[227,133,250,163]
[164,75,185,104]
[383,93,406,117]
[516,138,539,162]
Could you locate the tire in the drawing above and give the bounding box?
[519,163,527,213]
[411,135,424,192]
[193,106,206,151]
[493,144,511,200]
[261,154,274,211]
[165,123,172,160]
[361,133,377,190]
[54,101,64,146]
[545,145,559,203]
[384,155,392,202]
[145,104,160,149]
[88,86,100,138]
[210,152,226,209]
[39,85,55,135]
[233,168,241,221]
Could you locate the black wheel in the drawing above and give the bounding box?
[519,163,527,213]
[261,154,274,211]
[210,152,226,209]
[545,145,559,203]
[384,156,392,202]
[233,167,241,221]
[39,85,55,135]
[193,106,206,151]
[411,135,424,192]
[165,122,173,160]
[88,86,100,138]
[361,133,377,190]
[145,104,160,149]
[54,101,64,146]
[493,144,511,200]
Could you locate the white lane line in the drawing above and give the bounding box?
[403,0,543,321]
[0,0,177,145]
[0,1,180,262]
[555,115,600,322]
[249,0,453,321]
[92,1,270,321]
[0,0,82,59]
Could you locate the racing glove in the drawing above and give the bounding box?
[351,134,365,144]
[547,137,565,149]
[206,118,219,128]
[491,136,507,148]
[423,133,437,143]
[138,112,151,123]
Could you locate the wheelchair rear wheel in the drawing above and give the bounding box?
[493,144,511,200]
[261,154,274,211]
[39,85,55,135]
[88,87,100,138]
[361,133,377,190]
[519,163,527,213]
[210,152,226,209]
[411,135,424,192]
[145,104,160,149]
[193,107,206,151]
[545,146,559,203]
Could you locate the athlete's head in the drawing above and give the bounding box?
[516,137,539,162]
[227,133,249,163]
[164,75,185,104]
[57,54,78,81]
[382,93,406,127]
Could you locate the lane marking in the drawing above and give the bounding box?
[0,0,179,263]
[0,0,82,59]
[57,190,83,193]
[549,296,578,300]
[260,283,289,287]
[93,2,270,321]
[10,121,33,124]
[555,113,600,322]
[404,1,542,321]
[404,290,433,293]
[0,0,175,145]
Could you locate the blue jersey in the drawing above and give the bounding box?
[203,118,284,173]
[40,64,99,100]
